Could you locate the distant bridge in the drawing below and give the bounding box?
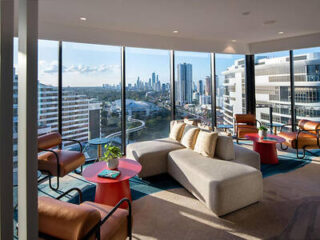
[103,117,145,139]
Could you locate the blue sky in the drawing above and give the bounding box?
[13,38,320,87]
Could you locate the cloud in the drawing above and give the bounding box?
[39,60,120,74]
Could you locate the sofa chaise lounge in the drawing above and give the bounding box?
[127,120,263,216]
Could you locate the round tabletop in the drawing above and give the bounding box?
[266,123,285,128]
[217,124,233,129]
[88,138,110,145]
[82,158,142,184]
[245,133,285,144]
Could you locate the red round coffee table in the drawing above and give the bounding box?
[83,158,142,207]
[245,133,285,164]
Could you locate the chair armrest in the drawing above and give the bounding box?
[56,187,83,203]
[256,119,262,127]
[38,196,100,240]
[61,138,83,152]
[101,198,131,225]
[38,148,60,176]
[298,129,320,147]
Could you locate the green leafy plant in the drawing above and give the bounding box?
[101,144,122,162]
[258,126,268,131]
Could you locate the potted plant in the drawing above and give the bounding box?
[101,144,122,169]
[258,126,268,138]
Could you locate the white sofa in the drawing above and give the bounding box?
[126,122,263,216]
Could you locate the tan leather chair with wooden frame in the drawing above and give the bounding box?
[38,188,132,240]
[234,114,260,144]
[38,132,85,191]
[278,119,320,159]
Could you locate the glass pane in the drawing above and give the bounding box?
[215,53,246,129]
[293,47,320,123]
[62,42,121,160]
[126,47,171,143]
[175,51,212,126]
[254,51,291,131]
[38,40,59,136]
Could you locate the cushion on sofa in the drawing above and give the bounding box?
[194,131,218,158]
[181,125,200,149]
[169,121,186,141]
[184,118,201,126]
[126,138,184,178]
[168,148,263,216]
[197,123,213,131]
[215,135,235,160]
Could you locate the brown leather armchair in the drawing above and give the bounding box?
[38,188,132,240]
[234,114,260,143]
[38,132,85,191]
[278,119,320,159]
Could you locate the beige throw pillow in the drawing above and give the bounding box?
[197,123,213,131]
[194,131,218,158]
[184,118,196,126]
[169,122,186,141]
[181,125,200,149]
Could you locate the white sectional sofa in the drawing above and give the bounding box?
[126,121,263,216]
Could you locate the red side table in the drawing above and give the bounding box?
[245,133,285,164]
[83,158,142,207]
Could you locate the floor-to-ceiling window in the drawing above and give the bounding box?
[125,47,171,143]
[254,51,291,128]
[175,51,212,125]
[215,53,246,127]
[38,40,59,136]
[62,42,122,159]
[293,47,320,123]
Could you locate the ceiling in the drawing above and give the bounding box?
[28,0,320,54]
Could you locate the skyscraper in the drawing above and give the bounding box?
[177,63,192,105]
[198,79,204,95]
[205,76,211,96]
[152,72,156,90]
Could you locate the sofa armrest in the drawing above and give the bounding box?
[233,144,261,170]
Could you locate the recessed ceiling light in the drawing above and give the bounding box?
[80,17,87,21]
[173,30,179,34]
[231,39,237,42]
[278,31,284,35]
[242,11,250,16]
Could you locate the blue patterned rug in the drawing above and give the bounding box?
[37,145,316,203]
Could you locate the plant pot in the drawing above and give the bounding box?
[107,158,119,169]
[258,130,267,138]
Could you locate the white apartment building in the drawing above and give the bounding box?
[222,58,246,125]
[222,53,320,127]
[13,69,101,164]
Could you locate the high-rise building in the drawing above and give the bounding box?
[13,68,101,165]
[221,58,246,125]
[88,100,102,139]
[161,83,166,93]
[198,80,204,95]
[222,53,320,127]
[148,78,152,89]
[177,63,192,105]
[152,72,156,90]
[205,76,211,96]
[200,95,211,105]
